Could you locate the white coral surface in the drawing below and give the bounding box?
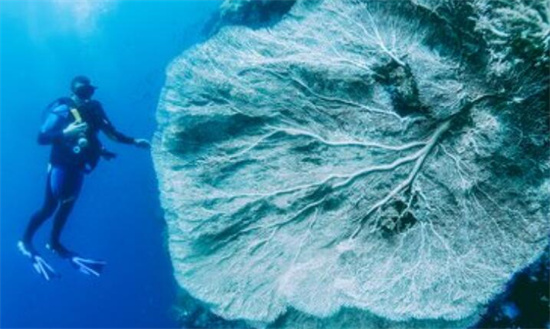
[153,0,549,327]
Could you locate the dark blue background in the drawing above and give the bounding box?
[0,1,220,327]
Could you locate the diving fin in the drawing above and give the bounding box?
[70,256,107,277]
[46,243,106,277]
[18,241,59,281]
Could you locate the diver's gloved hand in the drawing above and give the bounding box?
[134,138,151,149]
[63,122,88,137]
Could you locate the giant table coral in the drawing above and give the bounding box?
[153,0,549,327]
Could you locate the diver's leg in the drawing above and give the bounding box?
[47,166,106,276]
[48,166,84,258]
[49,199,77,258]
[51,196,107,276]
[21,168,58,253]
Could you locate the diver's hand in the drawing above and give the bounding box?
[63,122,88,137]
[134,138,151,149]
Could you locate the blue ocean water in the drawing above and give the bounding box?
[0,1,220,328]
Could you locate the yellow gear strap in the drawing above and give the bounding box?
[70,108,82,123]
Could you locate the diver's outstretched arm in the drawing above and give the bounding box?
[96,103,150,148]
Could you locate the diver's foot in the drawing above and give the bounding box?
[46,242,74,259]
[18,241,59,281]
[70,256,107,277]
[17,240,36,257]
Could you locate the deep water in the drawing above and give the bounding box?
[0,1,220,328]
[474,245,549,329]
[1,1,548,329]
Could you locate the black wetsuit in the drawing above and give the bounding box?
[22,97,135,256]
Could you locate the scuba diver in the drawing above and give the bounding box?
[18,76,151,280]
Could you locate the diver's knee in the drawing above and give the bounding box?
[37,205,56,218]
